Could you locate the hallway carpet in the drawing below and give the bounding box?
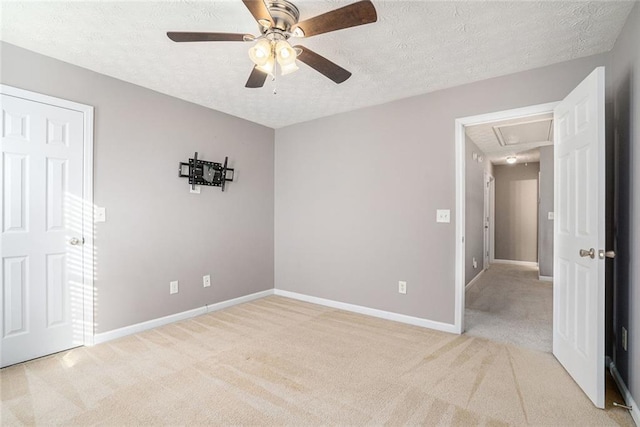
[465,263,553,352]
[1,296,633,426]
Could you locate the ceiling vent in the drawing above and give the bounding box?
[493,118,553,147]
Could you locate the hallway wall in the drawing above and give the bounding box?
[465,137,488,284]
[494,163,540,263]
[538,146,554,277]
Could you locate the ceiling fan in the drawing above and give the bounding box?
[167,0,377,88]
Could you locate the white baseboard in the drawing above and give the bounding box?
[492,259,539,268]
[93,289,274,345]
[274,289,458,334]
[538,275,553,282]
[608,358,640,426]
[204,289,274,314]
[465,269,486,291]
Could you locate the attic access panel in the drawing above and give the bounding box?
[493,118,554,146]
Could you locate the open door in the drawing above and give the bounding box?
[553,67,606,408]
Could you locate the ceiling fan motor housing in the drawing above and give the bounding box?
[265,0,300,33]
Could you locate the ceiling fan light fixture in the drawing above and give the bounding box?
[249,39,272,66]
[275,40,296,64]
[257,18,272,29]
[274,40,299,75]
[256,55,275,75]
[280,61,299,75]
[506,156,517,164]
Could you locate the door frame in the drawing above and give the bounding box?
[453,101,559,333]
[0,84,95,346]
[483,172,495,270]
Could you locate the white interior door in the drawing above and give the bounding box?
[1,93,85,367]
[553,67,606,408]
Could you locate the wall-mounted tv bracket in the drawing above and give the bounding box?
[178,152,234,192]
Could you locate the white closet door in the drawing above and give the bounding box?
[1,94,85,367]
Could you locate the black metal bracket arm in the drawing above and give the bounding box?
[178,152,235,191]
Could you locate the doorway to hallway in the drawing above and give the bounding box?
[465,263,552,352]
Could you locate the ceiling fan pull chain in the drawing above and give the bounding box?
[273,57,278,95]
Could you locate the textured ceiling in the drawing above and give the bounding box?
[466,113,553,165]
[0,1,635,128]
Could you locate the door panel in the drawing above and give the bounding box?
[553,67,606,408]
[1,94,84,367]
[3,256,28,337]
[46,158,67,231]
[3,153,29,233]
[46,253,67,327]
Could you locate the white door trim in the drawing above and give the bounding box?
[489,175,495,264]
[483,173,494,270]
[1,84,95,346]
[454,101,559,334]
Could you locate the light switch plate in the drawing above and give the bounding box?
[436,209,451,223]
[95,206,106,223]
[190,185,201,194]
[203,275,211,288]
[548,212,555,220]
[170,280,179,295]
[398,281,407,294]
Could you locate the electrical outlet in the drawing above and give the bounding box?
[473,257,478,269]
[170,280,179,295]
[436,209,450,223]
[203,274,211,288]
[622,327,628,351]
[548,212,555,220]
[398,281,407,294]
[190,185,201,194]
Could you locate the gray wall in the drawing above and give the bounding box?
[610,2,640,410]
[465,137,487,284]
[494,163,540,262]
[0,42,275,333]
[538,146,554,277]
[275,53,608,325]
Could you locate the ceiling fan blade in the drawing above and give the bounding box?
[167,32,248,42]
[294,45,352,84]
[293,0,377,38]
[245,66,268,88]
[242,0,274,26]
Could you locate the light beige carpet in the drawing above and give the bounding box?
[1,296,634,426]
[465,263,553,352]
